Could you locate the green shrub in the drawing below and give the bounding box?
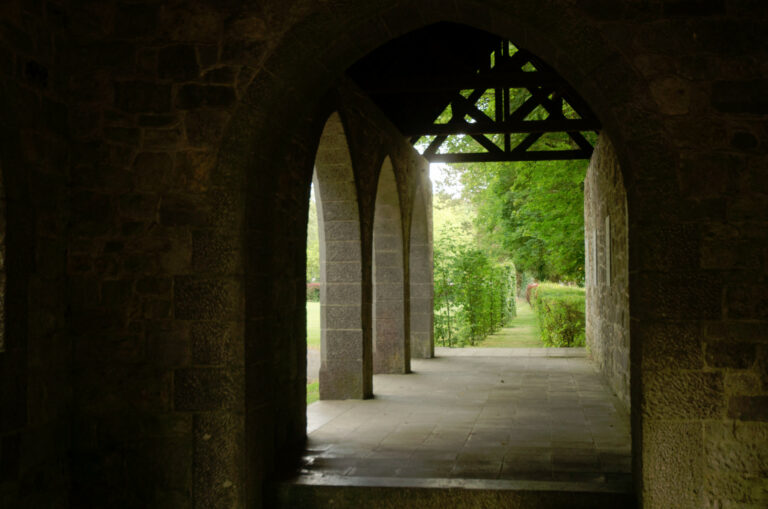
[531,283,585,347]
[306,283,320,302]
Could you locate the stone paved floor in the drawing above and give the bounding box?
[302,348,631,485]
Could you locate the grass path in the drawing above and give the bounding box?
[477,299,543,348]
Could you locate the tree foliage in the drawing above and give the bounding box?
[467,158,587,283]
[306,190,320,283]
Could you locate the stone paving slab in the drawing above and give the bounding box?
[303,348,631,486]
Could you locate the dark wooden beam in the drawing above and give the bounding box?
[427,150,593,163]
[361,71,562,94]
[406,118,601,136]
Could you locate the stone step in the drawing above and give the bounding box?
[276,475,635,509]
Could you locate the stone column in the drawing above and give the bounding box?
[373,157,409,374]
[409,181,434,359]
[315,113,371,399]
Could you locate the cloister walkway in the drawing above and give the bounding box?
[297,348,631,492]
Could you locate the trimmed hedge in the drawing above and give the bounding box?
[530,283,585,347]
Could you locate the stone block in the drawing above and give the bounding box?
[0,432,20,482]
[373,266,403,283]
[136,278,173,296]
[191,321,242,366]
[147,327,191,367]
[114,81,171,113]
[176,84,236,109]
[143,126,185,149]
[705,321,767,343]
[705,340,757,369]
[410,313,432,332]
[644,371,724,419]
[75,366,172,413]
[410,284,432,300]
[650,75,691,115]
[324,305,361,330]
[203,66,238,84]
[701,240,763,270]
[324,241,361,262]
[174,277,242,320]
[316,182,357,202]
[114,3,159,39]
[726,285,768,319]
[319,359,366,400]
[176,150,218,191]
[643,421,702,509]
[637,223,700,270]
[725,372,764,396]
[374,300,404,320]
[324,283,361,305]
[160,195,211,227]
[633,273,722,320]
[174,368,244,411]
[158,45,199,81]
[712,80,768,114]
[315,161,353,181]
[374,282,404,301]
[104,126,140,145]
[320,200,358,222]
[118,193,159,220]
[133,152,173,192]
[325,261,361,283]
[638,321,704,371]
[704,422,768,474]
[192,230,242,274]
[184,109,229,148]
[373,250,400,268]
[192,412,244,508]
[324,220,359,241]
[101,280,133,307]
[729,396,768,421]
[324,329,363,360]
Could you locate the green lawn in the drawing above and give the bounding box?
[306,381,319,405]
[477,299,544,348]
[307,301,320,349]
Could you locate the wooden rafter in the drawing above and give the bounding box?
[398,43,600,163]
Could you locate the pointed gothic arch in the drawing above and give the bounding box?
[313,112,371,399]
[372,156,408,374]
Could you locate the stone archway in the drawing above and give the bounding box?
[372,156,408,374]
[313,112,371,399]
[216,4,690,507]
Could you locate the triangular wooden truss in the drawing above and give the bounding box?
[369,42,601,163]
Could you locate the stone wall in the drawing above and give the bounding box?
[585,135,630,410]
[0,1,71,507]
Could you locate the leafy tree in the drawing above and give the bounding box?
[306,190,320,283]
